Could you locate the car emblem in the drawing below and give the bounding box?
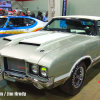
[40,50,45,52]
[18,66,26,69]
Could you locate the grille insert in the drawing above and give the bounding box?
[7,58,26,73]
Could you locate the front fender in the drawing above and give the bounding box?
[38,44,92,82]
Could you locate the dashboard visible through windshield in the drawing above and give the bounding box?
[43,18,95,35]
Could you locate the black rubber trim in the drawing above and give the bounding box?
[3,38,11,41]
[19,42,40,46]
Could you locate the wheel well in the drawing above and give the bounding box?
[82,58,92,70]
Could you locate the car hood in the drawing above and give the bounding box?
[3,31,47,41]
[0,31,49,50]
[0,31,94,64]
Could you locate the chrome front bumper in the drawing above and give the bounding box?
[2,71,54,89]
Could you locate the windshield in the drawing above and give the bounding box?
[43,18,95,35]
[0,18,7,28]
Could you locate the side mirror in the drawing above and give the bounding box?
[9,25,14,28]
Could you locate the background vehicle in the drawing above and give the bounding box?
[0,16,46,37]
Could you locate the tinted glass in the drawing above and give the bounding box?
[97,21,100,35]
[7,18,35,27]
[24,18,35,26]
[0,18,7,28]
[43,18,95,35]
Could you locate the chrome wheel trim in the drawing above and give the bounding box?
[72,66,84,88]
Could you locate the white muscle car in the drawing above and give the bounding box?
[0,15,100,95]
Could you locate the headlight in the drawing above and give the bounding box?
[31,64,39,74]
[40,67,48,77]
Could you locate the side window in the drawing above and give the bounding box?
[97,21,100,35]
[7,18,36,28]
[24,18,36,26]
[7,18,25,27]
[81,21,94,25]
[7,18,14,27]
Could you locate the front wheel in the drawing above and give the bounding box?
[60,62,86,95]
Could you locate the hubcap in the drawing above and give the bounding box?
[72,66,84,88]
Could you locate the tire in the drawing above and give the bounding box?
[60,62,86,95]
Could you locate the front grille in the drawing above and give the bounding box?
[6,58,26,73]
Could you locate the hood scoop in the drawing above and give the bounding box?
[19,42,41,46]
[3,38,11,41]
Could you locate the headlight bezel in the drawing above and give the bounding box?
[40,67,48,78]
[30,63,48,78]
[31,64,39,75]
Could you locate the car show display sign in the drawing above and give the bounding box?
[0,0,11,11]
[62,0,67,16]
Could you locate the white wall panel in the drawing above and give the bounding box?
[11,0,100,17]
[11,0,48,15]
[67,0,100,16]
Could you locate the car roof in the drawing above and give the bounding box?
[53,15,100,20]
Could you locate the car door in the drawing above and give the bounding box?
[17,17,38,33]
[4,17,27,36]
[0,17,8,37]
[14,17,29,34]
[0,28,5,37]
[96,20,100,55]
[79,20,100,60]
[91,20,100,61]
[4,17,19,36]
